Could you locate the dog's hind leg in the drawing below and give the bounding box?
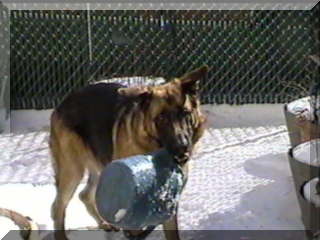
[79,171,119,231]
[50,127,85,239]
[51,161,84,240]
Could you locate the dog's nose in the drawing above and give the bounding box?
[174,152,190,164]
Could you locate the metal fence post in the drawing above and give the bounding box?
[0,2,10,133]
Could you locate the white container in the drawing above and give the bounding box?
[303,178,320,208]
[293,139,320,167]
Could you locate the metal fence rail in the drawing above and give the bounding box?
[10,7,320,109]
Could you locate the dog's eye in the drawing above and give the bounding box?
[157,113,166,121]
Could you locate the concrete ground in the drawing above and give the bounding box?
[0,121,307,239]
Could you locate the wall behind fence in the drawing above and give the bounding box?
[10,8,320,109]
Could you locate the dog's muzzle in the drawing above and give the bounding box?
[174,152,190,165]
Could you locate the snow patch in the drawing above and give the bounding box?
[0,216,20,240]
[0,125,304,231]
[114,209,127,223]
[94,76,166,87]
[293,139,320,167]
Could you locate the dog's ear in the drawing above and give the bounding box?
[179,65,209,95]
[118,86,152,101]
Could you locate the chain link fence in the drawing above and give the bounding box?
[10,6,320,109]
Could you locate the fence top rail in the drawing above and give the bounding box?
[10,10,312,26]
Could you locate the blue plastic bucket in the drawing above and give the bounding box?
[95,149,186,229]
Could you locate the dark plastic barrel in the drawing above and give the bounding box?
[288,148,320,237]
[95,149,186,230]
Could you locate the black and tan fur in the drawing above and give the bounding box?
[49,66,208,240]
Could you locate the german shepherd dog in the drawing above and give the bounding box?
[50,66,208,240]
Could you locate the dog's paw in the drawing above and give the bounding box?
[99,221,120,232]
[123,226,156,240]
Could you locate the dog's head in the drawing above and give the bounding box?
[118,65,208,164]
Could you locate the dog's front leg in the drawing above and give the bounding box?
[163,214,180,240]
[162,162,188,240]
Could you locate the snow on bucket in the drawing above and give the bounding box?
[95,149,186,230]
[285,97,320,146]
[287,96,320,121]
[287,97,312,118]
